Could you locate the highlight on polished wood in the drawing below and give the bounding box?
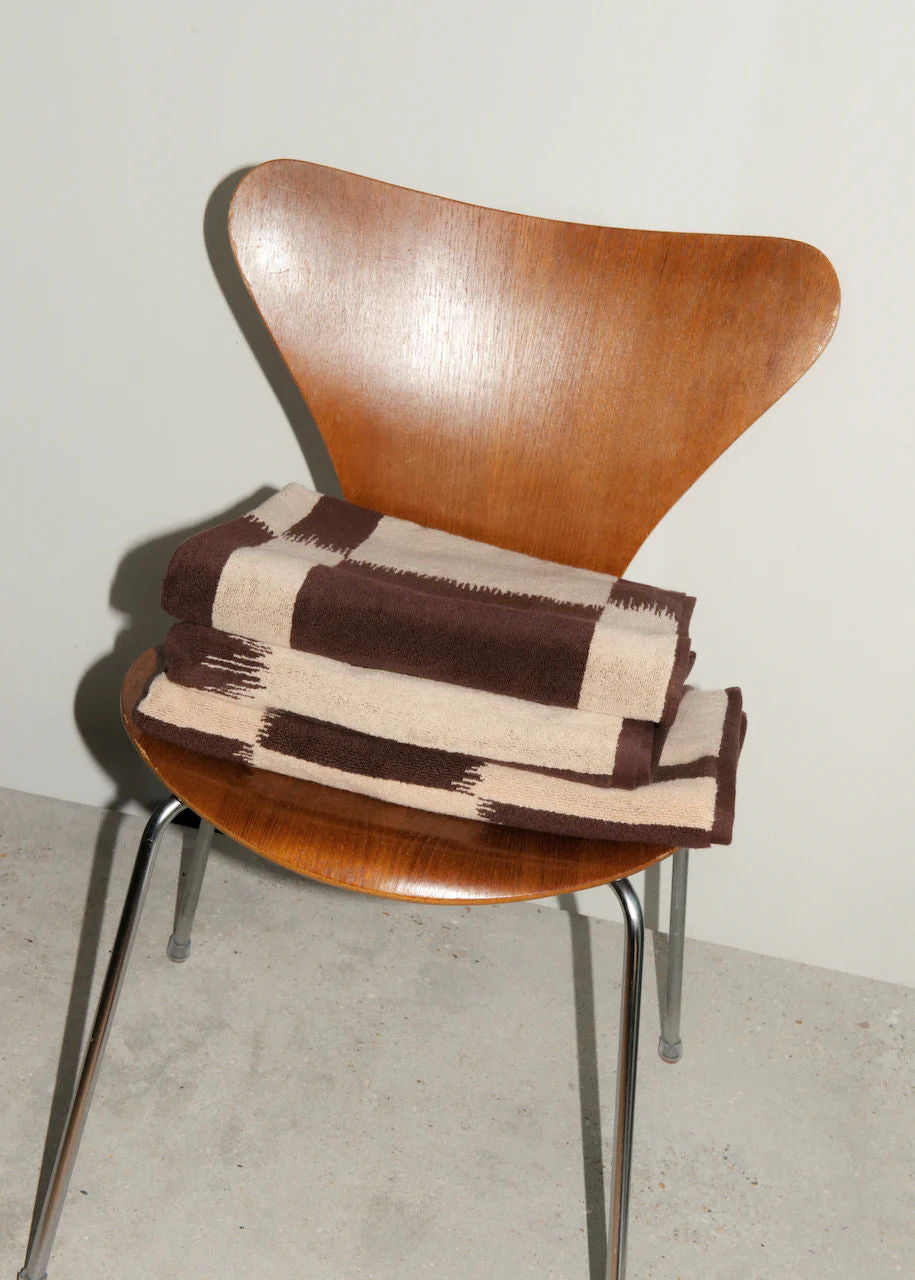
[228,159,840,576]
[124,159,840,899]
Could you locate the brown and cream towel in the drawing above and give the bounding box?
[162,485,695,725]
[135,671,745,848]
[161,622,657,788]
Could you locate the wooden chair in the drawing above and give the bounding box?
[20,160,839,1280]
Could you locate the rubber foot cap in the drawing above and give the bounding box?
[658,1036,683,1064]
[166,935,191,962]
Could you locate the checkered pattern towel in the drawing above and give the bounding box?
[134,484,746,846]
[158,622,658,788]
[162,485,695,725]
[136,662,745,848]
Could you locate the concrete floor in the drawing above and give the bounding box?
[0,786,910,1280]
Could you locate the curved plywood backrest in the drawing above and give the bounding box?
[229,160,839,575]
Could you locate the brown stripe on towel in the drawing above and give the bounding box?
[133,708,254,766]
[650,723,667,773]
[652,756,718,782]
[709,688,745,845]
[474,801,712,848]
[329,559,605,621]
[135,675,743,848]
[164,624,269,698]
[655,752,721,783]
[611,718,656,788]
[161,623,640,780]
[659,637,696,725]
[500,720,653,788]
[161,515,273,626]
[290,563,594,706]
[500,762,614,787]
[284,494,383,553]
[258,709,482,790]
[608,578,696,637]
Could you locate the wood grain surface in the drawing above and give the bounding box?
[123,160,839,901]
[228,160,840,575]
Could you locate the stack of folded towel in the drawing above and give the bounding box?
[135,485,746,847]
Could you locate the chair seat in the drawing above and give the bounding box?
[122,648,675,902]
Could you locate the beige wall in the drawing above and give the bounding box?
[2,2,912,984]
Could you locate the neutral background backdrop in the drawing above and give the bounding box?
[2,2,912,985]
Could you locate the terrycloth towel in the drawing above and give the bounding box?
[135,668,745,848]
[162,485,695,725]
[161,622,659,788]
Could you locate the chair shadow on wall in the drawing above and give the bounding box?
[47,167,675,1280]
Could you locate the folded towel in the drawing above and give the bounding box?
[135,670,745,848]
[161,622,658,788]
[162,485,695,724]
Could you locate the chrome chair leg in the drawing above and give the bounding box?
[607,877,644,1280]
[19,795,186,1280]
[658,848,690,1064]
[166,818,215,961]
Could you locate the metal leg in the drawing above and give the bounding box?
[606,877,644,1280]
[19,795,186,1280]
[658,848,690,1064]
[166,818,215,961]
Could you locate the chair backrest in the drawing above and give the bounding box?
[229,159,839,576]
